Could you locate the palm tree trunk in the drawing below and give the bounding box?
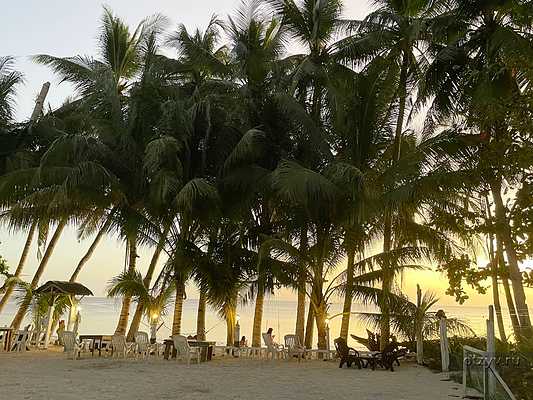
[114,236,137,335]
[295,273,306,343]
[126,226,168,341]
[171,280,185,336]
[415,284,424,365]
[196,290,206,340]
[226,300,237,346]
[340,247,355,340]
[10,219,66,331]
[393,53,409,161]
[491,263,507,343]
[0,221,37,315]
[380,214,393,351]
[69,218,112,282]
[380,52,409,351]
[491,179,532,338]
[485,195,507,342]
[295,225,307,343]
[315,301,327,351]
[252,280,265,347]
[29,82,50,122]
[304,302,314,349]
[496,237,521,338]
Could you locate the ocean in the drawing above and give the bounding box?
[0,297,515,349]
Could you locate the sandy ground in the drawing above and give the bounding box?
[0,349,463,400]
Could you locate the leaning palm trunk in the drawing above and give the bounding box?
[340,248,355,340]
[69,217,112,283]
[29,82,50,122]
[171,281,185,335]
[496,237,521,338]
[491,179,532,338]
[1,83,49,317]
[196,290,207,340]
[0,221,37,315]
[11,219,66,331]
[114,237,137,335]
[251,281,265,347]
[485,196,507,342]
[126,227,168,341]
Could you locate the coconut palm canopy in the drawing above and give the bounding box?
[0,0,533,353]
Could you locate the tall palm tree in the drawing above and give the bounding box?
[419,0,533,339]
[337,0,451,349]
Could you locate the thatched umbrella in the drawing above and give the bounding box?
[34,281,93,349]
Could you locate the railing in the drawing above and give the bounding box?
[462,345,517,400]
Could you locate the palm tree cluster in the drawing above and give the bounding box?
[1,0,533,350]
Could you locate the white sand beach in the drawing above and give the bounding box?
[0,350,463,400]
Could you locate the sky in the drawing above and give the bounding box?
[1,0,532,309]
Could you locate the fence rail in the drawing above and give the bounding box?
[461,307,517,400]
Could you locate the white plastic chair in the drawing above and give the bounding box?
[135,331,156,358]
[172,335,201,366]
[11,328,30,352]
[262,333,285,360]
[284,334,306,362]
[111,334,135,358]
[62,331,84,359]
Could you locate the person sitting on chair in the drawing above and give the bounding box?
[266,327,280,346]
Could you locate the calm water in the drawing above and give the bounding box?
[0,297,514,349]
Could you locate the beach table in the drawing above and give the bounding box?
[78,335,112,356]
[0,327,13,352]
[163,339,215,362]
[358,350,381,369]
[308,349,337,360]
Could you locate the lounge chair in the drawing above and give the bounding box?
[334,337,362,369]
[284,334,306,362]
[62,331,85,359]
[172,335,201,365]
[262,333,285,360]
[111,334,135,358]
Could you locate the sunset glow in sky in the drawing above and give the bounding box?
[1,0,532,308]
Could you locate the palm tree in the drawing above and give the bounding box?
[337,0,453,349]
[357,285,474,363]
[419,0,533,339]
[108,269,175,341]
